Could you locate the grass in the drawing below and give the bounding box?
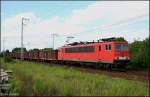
[1,59,149,96]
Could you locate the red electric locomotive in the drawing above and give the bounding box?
[58,38,130,69]
[9,37,130,70]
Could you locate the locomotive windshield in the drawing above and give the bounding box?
[115,44,128,51]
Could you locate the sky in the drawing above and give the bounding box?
[1,1,149,51]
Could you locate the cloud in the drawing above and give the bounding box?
[1,1,149,50]
[65,1,148,25]
[26,1,149,36]
[2,12,41,37]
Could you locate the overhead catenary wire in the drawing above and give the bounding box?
[55,13,148,45]
[61,13,148,37]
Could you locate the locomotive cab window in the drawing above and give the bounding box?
[99,46,101,51]
[108,44,111,50]
[116,44,128,51]
[105,44,111,50]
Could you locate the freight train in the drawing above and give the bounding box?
[10,37,130,70]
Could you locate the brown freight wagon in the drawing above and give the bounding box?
[16,52,21,59]
[47,50,58,60]
[24,52,29,60]
[33,51,39,60]
[39,50,47,61]
[28,51,34,60]
[39,50,58,61]
[10,53,15,58]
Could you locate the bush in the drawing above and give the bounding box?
[129,38,149,69]
[4,56,13,62]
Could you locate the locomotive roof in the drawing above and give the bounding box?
[59,41,128,49]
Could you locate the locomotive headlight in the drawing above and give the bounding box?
[119,56,126,60]
[115,56,130,60]
[115,56,126,60]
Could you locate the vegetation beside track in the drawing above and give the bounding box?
[129,37,149,69]
[1,59,149,96]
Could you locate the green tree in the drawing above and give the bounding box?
[12,47,27,53]
[141,38,149,68]
[29,48,40,52]
[43,48,53,51]
[129,38,149,69]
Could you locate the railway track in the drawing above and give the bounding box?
[78,67,149,81]
[41,61,149,82]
